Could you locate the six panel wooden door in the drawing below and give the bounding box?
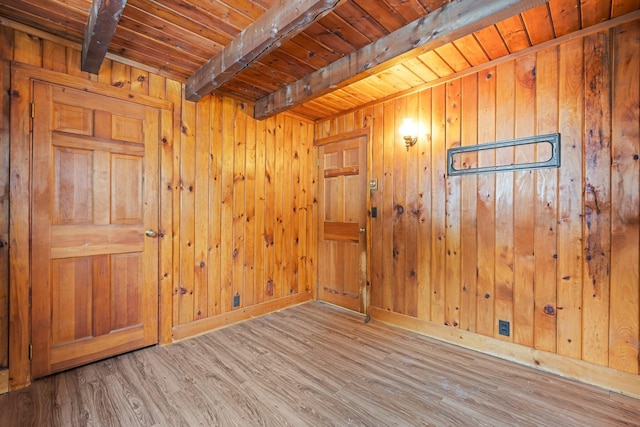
[317,136,367,313]
[31,82,159,377]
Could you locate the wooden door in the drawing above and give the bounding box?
[31,82,159,378]
[317,135,368,313]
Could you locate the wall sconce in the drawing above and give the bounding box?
[399,118,418,151]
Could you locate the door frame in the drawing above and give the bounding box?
[8,62,173,390]
[314,128,372,317]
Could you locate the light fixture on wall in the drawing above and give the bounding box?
[399,118,418,151]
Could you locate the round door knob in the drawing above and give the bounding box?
[145,229,158,237]
[359,227,365,233]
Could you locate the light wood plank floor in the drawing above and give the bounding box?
[1,302,639,426]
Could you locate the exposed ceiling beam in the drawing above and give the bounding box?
[185,0,345,102]
[81,0,127,74]
[254,0,547,120]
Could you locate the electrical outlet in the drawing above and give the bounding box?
[498,320,510,336]
[233,294,240,308]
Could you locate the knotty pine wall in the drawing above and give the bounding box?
[316,21,639,377]
[169,92,315,341]
[0,23,315,390]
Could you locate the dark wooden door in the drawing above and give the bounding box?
[317,135,368,313]
[31,82,159,377]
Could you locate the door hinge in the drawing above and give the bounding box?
[29,344,33,361]
[316,158,320,167]
[30,102,35,118]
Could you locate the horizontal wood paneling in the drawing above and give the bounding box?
[315,20,640,378]
[1,24,315,391]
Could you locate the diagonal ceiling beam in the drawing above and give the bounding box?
[185,0,345,102]
[81,0,127,74]
[254,0,547,120]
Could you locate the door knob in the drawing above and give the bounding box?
[145,229,158,237]
[359,227,365,233]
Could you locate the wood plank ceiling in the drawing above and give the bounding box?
[1,0,638,121]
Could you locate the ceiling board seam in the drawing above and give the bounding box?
[314,10,640,122]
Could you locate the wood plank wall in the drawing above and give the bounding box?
[0,26,10,374]
[170,89,315,340]
[316,21,640,376]
[0,23,315,389]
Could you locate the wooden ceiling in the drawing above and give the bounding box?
[1,0,638,120]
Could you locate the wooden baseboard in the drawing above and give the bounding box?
[369,307,640,399]
[171,292,312,341]
[0,369,8,395]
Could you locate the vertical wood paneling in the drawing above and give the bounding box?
[609,21,639,374]
[110,62,130,91]
[416,90,432,321]
[444,80,461,328]
[2,17,639,393]
[0,27,11,370]
[220,98,235,313]
[167,100,315,325]
[290,119,301,296]
[65,48,90,80]
[42,40,65,73]
[264,116,276,300]
[305,121,315,294]
[97,58,112,86]
[232,102,246,308]
[494,61,516,342]
[131,68,149,95]
[513,54,536,347]
[9,67,33,390]
[459,74,478,332]
[557,38,584,359]
[13,31,41,66]
[178,99,196,324]
[382,101,395,311]
[274,115,285,299]
[170,81,183,330]
[294,121,304,296]
[308,122,318,301]
[582,31,612,366]
[476,68,497,337]
[371,103,385,310]
[534,47,559,353]
[245,106,257,306]
[393,99,407,314]
[430,84,446,324]
[282,117,293,296]
[194,99,210,319]
[404,94,419,318]
[254,117,266,304]
[159,77,175,345]
[208,95,223,316]
[3,25,317,390]
[314,20,639,377]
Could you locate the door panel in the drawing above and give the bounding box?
[317,136,367,313]
[31,82,159,378]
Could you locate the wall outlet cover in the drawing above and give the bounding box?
[498,320,510,336]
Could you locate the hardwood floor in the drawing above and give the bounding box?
[1,301,639,426]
